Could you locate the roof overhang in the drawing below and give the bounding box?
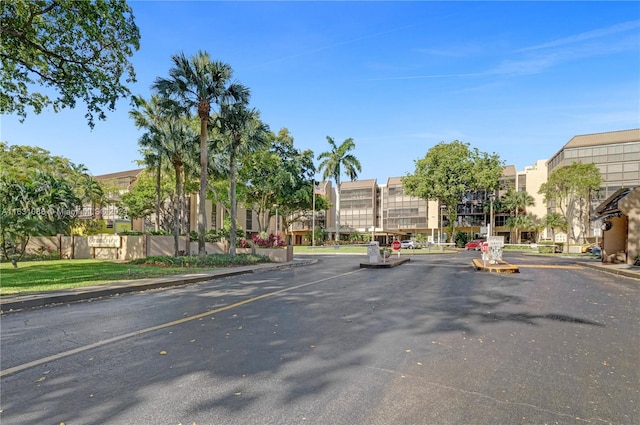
[593,188,633,221]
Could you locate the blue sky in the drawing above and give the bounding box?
[2,1,639,183]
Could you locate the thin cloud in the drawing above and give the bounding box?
[365,20,639,82]
[517,20,640,52]
[365,72,488,81]
[261,23,420,66]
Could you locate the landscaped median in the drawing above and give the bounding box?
[0,254,270,296]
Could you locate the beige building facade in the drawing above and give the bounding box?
[546,128,640,246]
[90,129,639,253]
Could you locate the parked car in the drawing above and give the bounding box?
[465,239,485,250]
[401,240,419,249]
[581,242,602,254]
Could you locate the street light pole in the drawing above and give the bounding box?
[312,185,316,247]
[488,193,495,237]
[273,204,279,246]
[440,204,446,244]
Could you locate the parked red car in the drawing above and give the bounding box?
[465,239,485,250]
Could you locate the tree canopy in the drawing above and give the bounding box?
[1,0,140,127]
[0,142,101,265]
[240,128,319,235]
[402,140,503,242]
[538,161,601,244]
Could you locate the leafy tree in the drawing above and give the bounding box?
[402,140,503,243]
[0,171,80,267]
[241,146,280,232]
[240,128,321,237]
[538,161,601,244]
[217,102,269,255]
[0,142,104,206]
[1,0,140,127]
[119,168,174,232]
[317,136,361,242]
[153,51,249,256]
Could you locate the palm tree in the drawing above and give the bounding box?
[502,189,535,243]
[130,95,167,232]
[317,136,361,242]
[542,212,568,241]
[505,213,537,244]
[153,51,249,257]
[217,102,269,255]
[67,163,104,214]
[138,115,198,256]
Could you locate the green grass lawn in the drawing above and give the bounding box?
[0,259,218,296]
[1,248,463,296]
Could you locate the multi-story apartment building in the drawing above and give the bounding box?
[547,129,640,199]
[546,128,640,240]
[92,129,638,247]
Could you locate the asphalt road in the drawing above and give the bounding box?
[1,252,638,425]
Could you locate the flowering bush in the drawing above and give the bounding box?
[252,233,286,248]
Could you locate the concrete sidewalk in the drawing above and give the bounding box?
[579,261,640,281]
[1,259,317,313]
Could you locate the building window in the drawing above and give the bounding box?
[211,207,217,230]
[246,210,253,232]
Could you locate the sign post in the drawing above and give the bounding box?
[392,240,401,258]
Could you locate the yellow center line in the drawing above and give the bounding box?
[1,269,363,378]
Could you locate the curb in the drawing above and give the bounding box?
[579,261,640,280]
[0,259,317,313]
[360,258,410,268]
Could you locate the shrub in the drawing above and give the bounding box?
[537,241,561,254]
[238,238,251,248]
[130,253,270,268]
[252,233,285,248]
[146,229,169,236]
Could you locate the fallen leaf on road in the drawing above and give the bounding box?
[160,351,167,355]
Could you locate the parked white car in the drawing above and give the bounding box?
[401,240,418,249]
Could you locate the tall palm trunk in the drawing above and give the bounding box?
[172,159,184,257]
[197,102,209,257]
[154,161,161,232]
[335,180,341,242]
[229,137,240,256]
